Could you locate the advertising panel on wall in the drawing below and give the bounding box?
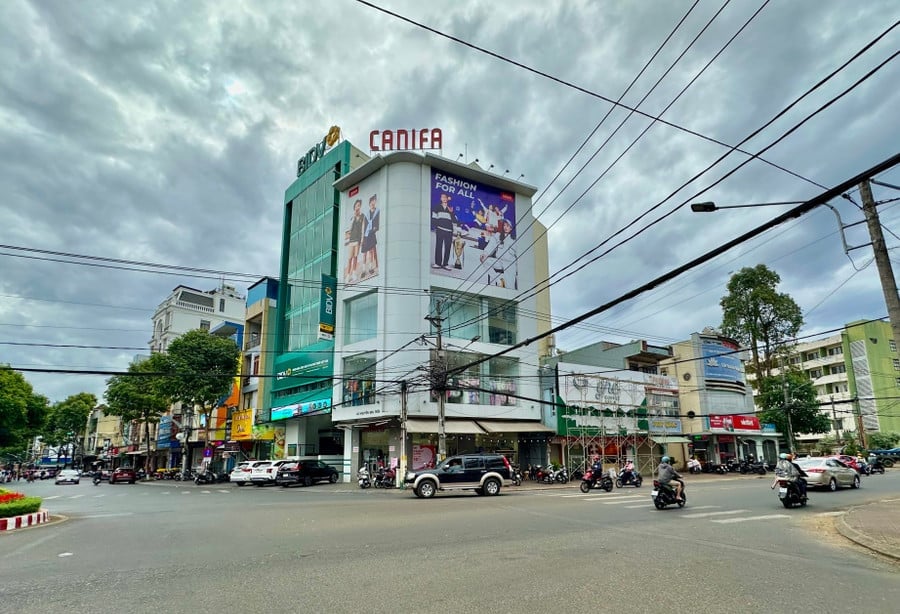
[318,274,337,340]
[271,344,333,393]
[430,169,518,289]
[709,414,761,432]
[700,337,744,383]
[232,409,253,441]
[340,174,383,286]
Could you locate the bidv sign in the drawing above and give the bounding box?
[369,128,442,152]
[297,125,341,177]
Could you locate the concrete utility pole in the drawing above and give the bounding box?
[398,380,408,487]
[780,356,795,453]
[425,302,447,463]
[859,178,900,354]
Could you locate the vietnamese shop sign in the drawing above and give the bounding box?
[709,414,761,432]
[700,338,744,383]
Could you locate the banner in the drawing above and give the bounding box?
[318,274,337,340]
[709,414,761,432]
[701,338,744,383]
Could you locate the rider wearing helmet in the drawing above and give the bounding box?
[622,458,635,483]
[657,456,683,501]
[772,452,808,496]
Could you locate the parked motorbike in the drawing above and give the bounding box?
[535,466,555,484]
[651,479,686,509]
[687,459,702,474]
[616,468,643,488]
[554,467,569,484]
[868,458,886,474]
[775,478,807,508]
[510,465,523,486]
[357,466,372,489]
[92,471,103,486]
[580,467,613,493]
[739,460,767,475]
[194,467,217,485]
[174,469,194,482]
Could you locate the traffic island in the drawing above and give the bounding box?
[836,498,900,561]
[0,509,50,532]
[0,488,46,532]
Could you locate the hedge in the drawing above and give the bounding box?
[0,488,42,518]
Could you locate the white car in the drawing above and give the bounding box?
[230,461,268,486]
[249,460,293,486]
[55,469,81,485]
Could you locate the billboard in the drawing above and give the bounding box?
[430,169,518,289]
[709,414,761,432]
[318,274,337,340]
[701,338,744,383]
[341,175,382,286]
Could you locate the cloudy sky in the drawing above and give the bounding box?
[2,0,899,404]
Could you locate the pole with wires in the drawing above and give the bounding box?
[425,300,447,462]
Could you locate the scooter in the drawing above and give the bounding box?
[554,467,569,484]
[580,466,613,493]
[374,467,396,488]
[194,468,217,485]
[616,468,643,488]
[651,479,686,509]
[92,472,103,486]
[357,466,372,489]
[510,465,523,486]
[775,477,807,508]
[687,459,702,474]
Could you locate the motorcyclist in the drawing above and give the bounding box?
[657,456,683,501]
[621,459,635,484]
[772,453,807,496]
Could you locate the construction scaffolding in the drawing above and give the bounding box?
[557,371,680,478]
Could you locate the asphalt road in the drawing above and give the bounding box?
[1,472,898,614]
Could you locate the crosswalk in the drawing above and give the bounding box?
[536,491,838,525]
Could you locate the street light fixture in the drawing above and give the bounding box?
[690,200,804,212]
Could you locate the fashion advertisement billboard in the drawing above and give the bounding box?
[430,169,518,289]
[341,174,383,286]
[701,338,744,383]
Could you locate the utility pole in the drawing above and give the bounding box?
[399,380,408,487]
[859,179,900,354]
[780,356,795,453]
[830,395,842,442]
[425,301,447,463]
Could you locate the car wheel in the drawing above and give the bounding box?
[303,476,313,487]
[129,480,135,484]
[828,478,838,492]
[483,478,501,496]
[882,458,894,468]
[851,475,860,489]
[254,482,263,487]
[329,473,338,484]
[236,482,245,487]
[416,480,437,498]
[110,478,115,484]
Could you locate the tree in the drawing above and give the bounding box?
[866,431,900,450]
[105,354,171,474]
[44,392,97,468]
[0,366,50,461]
[157,330,240,456]
[720,265,803,383]
[756,372,831,450]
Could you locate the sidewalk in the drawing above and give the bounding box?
[836,498,900,561]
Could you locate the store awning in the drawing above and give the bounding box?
[404,419,486,434]
[476,420,555,433]
[650,437,692,445]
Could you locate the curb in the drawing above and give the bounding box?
[0,509,50,532]
[835,504,900,562]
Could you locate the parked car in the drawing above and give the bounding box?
[404,454,513,498]
[55,469,81,485]
[276,460,340,487]
[830,455,862,472]
[250,460,293,486]
[795,457,859,491]
[230,461,269,486]
[109,467,137,484]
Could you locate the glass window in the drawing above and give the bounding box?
[344,292,378,344]
[891,340,897,352]
[200,320,210,331]
[894,359,900,371]
[343,352,376,406]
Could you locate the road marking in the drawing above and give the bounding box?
[92,494,105,498]
[685,506,719,511]
[585,495,643,502]
[217,489,230,493]
[200,490,212,494]
[815,511,844,517]
[181,491,191,495]
[69,495,85,499]
[58,552,74,558]
[625,504,647,509]
[602,497,648,505]
[682,510,748,519]
[43,495,61,500]
[712,514,790,524]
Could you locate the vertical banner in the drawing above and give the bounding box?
[318,273,337,340]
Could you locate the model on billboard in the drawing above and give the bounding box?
[361,194,380,279]
[431,192,458,269]
[478,218,517,288]
[344,199,365,283]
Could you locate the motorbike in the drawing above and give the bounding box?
[687,459,702,474]
[510,465,523,486]
[651,479,686,509]
[739,460,767,475]
[534,465,555,484]
[868,458,886,474]
[554,467,569,484]
[616,468,643,488]
[92,472,103,486]
[580,467,613,493]
[775,477,807,508]
[357,466,372,489]
[374,466,396,488]
[194,468,217,485]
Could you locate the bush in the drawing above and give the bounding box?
[0,489,42,518]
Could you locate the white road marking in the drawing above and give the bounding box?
[200,490,212,494]
[42,495,61,500]
[69,495,85,499]
[58,552,74,558]
[684,505,719,511]
[815,511,844,517]
[712,514,790,524]
[602,497,649,505]
[682,510,748,519]
[217,490,230,493]
[625,504,647,509]
[92,494,105,498]
[181,491,191,495]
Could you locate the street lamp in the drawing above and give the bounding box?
[690,201,803,212]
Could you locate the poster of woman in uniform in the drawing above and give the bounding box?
[430,169,518,290]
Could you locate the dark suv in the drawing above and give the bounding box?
[404,454,512,498]
[275,460,340,487]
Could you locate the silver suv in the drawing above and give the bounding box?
[404,454,513,498]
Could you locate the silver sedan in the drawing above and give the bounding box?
[795,457,859,491]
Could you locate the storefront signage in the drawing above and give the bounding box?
[709,414,761,432]
[648,418,683,433]
[297,125,341,177]
[318,274,337,340]
[369,128,442,152]
[232,409,253,441]
[272,345,334,391]
[271,398,332,421]
[700,338,744,383]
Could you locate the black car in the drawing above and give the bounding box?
[404,454,512,498]
[275,460,340,487]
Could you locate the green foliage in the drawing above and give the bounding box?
[0,366,50,450]
[158,329,240,411]
[756,372,831,446]
[43,393,98,448]
[866,431,900,450]
[105,355,170,423]
[720,265,803,382]
[0,490,43,519]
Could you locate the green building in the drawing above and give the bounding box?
[843,319,900,434]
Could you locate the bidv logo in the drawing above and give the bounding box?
[323,285,334,316]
